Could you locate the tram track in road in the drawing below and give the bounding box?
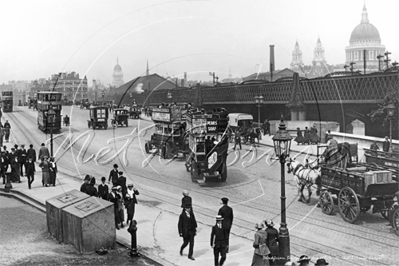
[6,108,398,265]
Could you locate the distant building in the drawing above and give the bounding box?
[48,72,88,101]
[345,4,386,71]
[243,68,299,82]
[307,37,333,77]
[112,58,124,87]
[290,40,304,71]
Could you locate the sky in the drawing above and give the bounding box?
[1,0,398,86]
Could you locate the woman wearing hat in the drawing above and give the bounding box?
[49,157,57,186]
[297,255,311,266]
[251,222,270,266]
[265,220,279,266]
[39,157,50,187]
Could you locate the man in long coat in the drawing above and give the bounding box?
[98,177,109,200]
[38,143,50,161]
[108,164,119,186]
[218,197,233,248]
[25,157,35,189]
[19,144,27,176]
[211,215,228,266]
[125,183,139,225]
[178,206,197,260]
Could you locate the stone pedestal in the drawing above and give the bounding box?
[62,197,116,254]
[46,189,90,243]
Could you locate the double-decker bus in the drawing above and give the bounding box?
[37,92,62,132]
[1,91,13,112]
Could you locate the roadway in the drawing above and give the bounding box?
[3,106,398,266]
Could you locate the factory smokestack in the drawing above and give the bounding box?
[270,45,275,81]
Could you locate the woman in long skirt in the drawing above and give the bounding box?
[251,222,270,266]
[294,128,305,145]
[39,157,50,187]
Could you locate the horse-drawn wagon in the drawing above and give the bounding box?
[227,113,260,145]
[185,110,229,184]
[316,143,399,224]
[129,104,141,119]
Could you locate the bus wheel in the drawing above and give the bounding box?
[145,142,151,154]
[191,161,198,182]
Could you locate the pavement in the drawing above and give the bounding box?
[0,116,370,266]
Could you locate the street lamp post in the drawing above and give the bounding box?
[167,92,172,103]
[272,117,292,265]
[48,106,56,157]
[254,95,264,128]
[386,103,396,153]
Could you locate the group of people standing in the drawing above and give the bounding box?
[79,163,139,230]
[294,126,320,145]
[1,142,57,189]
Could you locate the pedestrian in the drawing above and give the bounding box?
[108,186,122,229]
[218,197,233,249]
[39,156,50,186]
[19,144,27,176]
[1,149,8,184]
[178,206,197,260]
[10,148,21,183]
[251,222,270,266]
[86,177,98,196]
[80,174,91,193]
[25,157,35,189]
[38,143,50,161]
[314,258,329,266]
[233,130,242,150]
[3,120,10,142]
[294,128,305,145]
[309,126,320,144]
[181,190,192,210]
[0,125,4,147]
[125,183,139,225]
[49,157,57,186]
[211,215,228,266]
[304,127,310,145]
[369,140,380,157]
[27,144,37,166]
[98,177,109,200]
[297,255,311,266]
[383,136,390,152]
[262,119,271,136]
[117,171,127,197]
[108,163,119,186]
[324,130,332,143]
[265,220,279,266]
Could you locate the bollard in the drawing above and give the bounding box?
[127,220,140,257]
[4,172,13,192]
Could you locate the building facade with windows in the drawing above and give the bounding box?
[48,72,88,101]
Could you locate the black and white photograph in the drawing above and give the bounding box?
[0,0,398,265]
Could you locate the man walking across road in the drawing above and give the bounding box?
[262,119,271,136]
[211,215,228,266]
[178,206,197,260]
[27,144,36,170]
[218,197,233,250]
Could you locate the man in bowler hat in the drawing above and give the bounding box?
[108,164,119,186]
[211,215,228,266]
[314,258,329,266]
[218,197,233,249]
[178,205,197,260]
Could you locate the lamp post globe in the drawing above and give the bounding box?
[272,117,292,265]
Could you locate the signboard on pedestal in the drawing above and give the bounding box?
[61,197,115,254]
[45,189,90,243]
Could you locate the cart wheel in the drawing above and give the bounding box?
[220,162,227,182]
[191,160,198,182]
[393,208,399,236]
[381,201,393,220]
[319,191,334,215]
[338,187,360,223]
[145,142,151,154]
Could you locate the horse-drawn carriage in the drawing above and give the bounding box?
[227,113,260,145]
[316,143,399,225]
[144,106,188,159]
[80,99,91,109]
[287,142,399,232]
[185,111,229,184]
[129,104,141,119]
[88,106,108,129]
[111,108,129,127]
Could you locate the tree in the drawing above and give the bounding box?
[368,90,398,128]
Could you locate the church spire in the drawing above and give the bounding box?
[146,60,149,76]
[361,2,369,23]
